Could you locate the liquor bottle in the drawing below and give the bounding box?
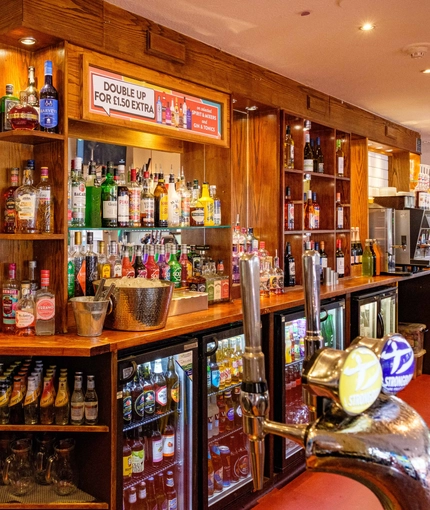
[284,242,296,287]
[40,376,55,425]
[133,245,147,278]
[312,192,320,229]
[39,60,59,133]
[121,243,135,278]
[74,231,86,296]
[8,91,38,130]
[85,160,102,228]
[167,173,180,227]
[315,137,324,173]
[0,84,19,131]
[153,359,167,415]
[182,97,188,128]
[165,356,179,412]
[153,172,168,227]
[157,245,170,281]
[140,170,155,227]
[284,186,294,231]
[356,227,363,265]
[16,282,36,336]
[156,95,163,123]
[336,139,344,177]
[151,422,163,467]
[85,231,98,296]
[142,362,155,417]
[117,170,130,227]
[131,428,145,479]
[311,138,318,173]
[84,375,98,425]
[102,161,118,227]
[362,239,374,277]
[3,167,20,233]
[2,263,19,334]
[336,192,344,229]
[137,481,149,510]
[369,239,377,277]
[284,125,295,168]
[108,241,122,277]
[71,157,86,226]
[15,165,39,233]
[209,184,221,226]
[372,239,382,275]
[67,240,76,299]
[36,166,54,234]
[336,239,345,278]
[189,180,204,226]
[70,374,85,425]
[97,240,111,279]
[146,477,158,510]
[23,375,39,424]
[145,245,159,280]
[351,232,357,268]
[272,249,285,294]
[304,190,314,230]
[319,241,328,282]
[167,244,182,288]
[303,132,314,173]
[25,66,39,119]
[179,244,192,287]
[128,168,141,227]
[35,269,55,335]
[179,173,191,227]
[55,376,70,425]
[162,417,175,461]
[9,376,24,424]
[200,182,215,226]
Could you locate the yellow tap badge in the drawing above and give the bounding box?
[339,346,382,415]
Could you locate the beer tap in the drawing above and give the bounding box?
[239,251,430,509]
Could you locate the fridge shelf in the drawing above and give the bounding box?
[208,382,241,398]
[208,475,252,507]
[123,458,179,491]
[122,409,180,433]
[208,424,243,446]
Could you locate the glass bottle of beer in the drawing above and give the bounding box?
[153,359,167,415]
[131,429,145,479]
[165,356,179,412]
[123,380,132,426]
[165,471,177,509]
[123,432,132,483]
[136,481,148,510]
[142,363,155,417]
[9,375,24,424]
[224,390,235,432]
[155,472,167,509]
[151,422,163,467]
[146,477,158,510]
[40,376,55,425]
[162,415,175,461]
[132,372,145,423]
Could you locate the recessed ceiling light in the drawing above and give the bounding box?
[422,69,430,74]
[360,23,375,31]
[245,105,258,111]
[386,149,393,152]
[377,146,383,149]
[19,36,36,46]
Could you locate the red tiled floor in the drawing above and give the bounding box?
[253,375,430,509]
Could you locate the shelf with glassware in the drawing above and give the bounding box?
[282,114,351,285]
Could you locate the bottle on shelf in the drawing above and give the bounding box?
[35,269,55,335]
[362,239,374,277]
[136,481,148,510]
[210,184,222,226]
[25,66,39,120]
[189,180,204,226]
[0,84,19,131]
[108,240,122,278]
[117,168,130,228]
[67,240,75,299]
[97,240,111,279]
[165,471,178,509]
[151,421,163,467]
[84,374,98,425]
[140,170,155,227]
[272,249,285,294]
[23,375,39,425]
[178,171,191,227]
[311,138,318,173]
[2,263,20,334]
[284,186,294,231]
[336,239,345,278]
[40,375,55,425]
[8,90,38,130]
[304,190,314,230]
[55,375,70,425]
[153,359,167,415]
[16,282,36,336]
[128,168,141,227]
[71,157,86,227]
[102,161,118,227]
[133,245,146,278]
[85,160,102,228]
[284,242,296,287]
[85,231,98,296]
[8,375,24,424]
[3,167,20,233]
[200,182,215,226]
[162,415,176,461]
[73,231,86,297]
[123,433,132,483]
[146,477,158,509]
[372,239,382,276]
[145,244,159,280]
[70,373,85,425]
[336,192,344,229]
[319,241,328,283]
[15,164,39,233]
[315,137,324,173]
[355,227,363,266]
[350,233,357,268]
[303,132,314,173]
[312,192,320,229]
[36,166,54,234]
[166,355,180,412]
[142,362,156,417]
[179,244,192,287]
[284,125,295,169]
[369,239,377,277]
[153,172,169,227]
[336,139,345,177]
[39,60,59,133]
[167,173,180,227]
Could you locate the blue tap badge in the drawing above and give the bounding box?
[380,334,415,394]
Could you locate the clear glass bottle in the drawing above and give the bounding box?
[73,231,86,296]
[39,60,59,133]
[140,170,155,227]
[36,166,54,234]
[85,160,102,228]
[15,166,39,233]
[2,263,20,334]
[35,269,55,336]
[16,282,36,336]
[272,249,285,294]
[71,157,86,227]
[179,169,191,227]
[284,186,294,231]
[54,376,70,425]
[84,375,98,425]
[3,167,20,233]
[97,240,110,279]
[28,260,39,296]
[23,375,39,425]
[85,231,98,296]
[128,168,141,227]
[284,125,295,169]
[0,84,19,131]
[167,173,180,227]
[70,374,84,426]
[8,91,38,130]
[101,161,118,227]
[108,240,122,278]
[117,168,130,228]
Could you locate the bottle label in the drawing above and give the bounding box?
[289,260,296,276]
[238,453,250,476]
[211,369,220,389]
[128,190,141,223]
[55,391,68,407]
[171,384,180,403]
[85,401,98,420]
[152,437,163,463]
[162,431,175,457]
[155,385,167,406]
[144,389,155,414]
[16,193,36,221]
[236,405,243,418]
[321,257,328,269]
[214,411,219,429]
[24,390,37,406]
[39,98,58,129]
[337,156,344,175]
[117,195,129,222]
[0,392,9,407]
[123,394,132,422]
[337,256,345,275]
[190,207,204,225]
[131,448,144,473]
[70,402,84,420]
[40,391,54,407]
[103,200,118,220]
[16,310,35,328]
[337,210,344,228]
[141,198,155,223]
[36,296,55,321]
[208,416,213,432]
[134,392,145,417]
[213,199,222,226]
[167,498,178,509]
[304,158,313,172]
[39,189,51,202]
[123,454,132,478]
[128,491,137,504]
[227,407,235,421]
[159,196,169,222]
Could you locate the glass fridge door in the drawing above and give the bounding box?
[320,299,345,350]
[205,332,252,508]
[118,341,197,510]
[358,299,378,337]
[380,291,398,335]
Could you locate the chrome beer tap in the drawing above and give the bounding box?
[239,251,430,509]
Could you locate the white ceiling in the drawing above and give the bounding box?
[106,0,430,147]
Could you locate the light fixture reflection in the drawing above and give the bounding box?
[360,23,375,31]
[20,36,37,46]
[422,69,430,74]
[245,105,258,111]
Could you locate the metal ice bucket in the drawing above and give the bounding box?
[69,297,111,337]
[94,279,174,331]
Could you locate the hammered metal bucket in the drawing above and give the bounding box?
[93,279,174,331]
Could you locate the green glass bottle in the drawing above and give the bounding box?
[0,84,19,131]
[362,239,374,277]
[167,243,182,288]
[101,161,118,227]
[85,160,102,228]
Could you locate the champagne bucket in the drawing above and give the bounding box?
[69,297,111,337]
[94,279,174,331]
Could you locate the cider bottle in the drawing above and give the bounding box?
[153,359,167,415]
[136,481,149,510]
[165,355,179,412]
[155,472,168,509]
[123,433,132,482]
[142,363,155,417]
[165,470,177,509]
[146,477,158,510]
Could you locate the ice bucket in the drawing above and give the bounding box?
[93,278,174,331]
[69,297,110,337]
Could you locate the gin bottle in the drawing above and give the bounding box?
[16,282,36,336]
[71,157,86,227]
[35,269,55,335]
[3,167,20,233]
[15,166,39,233]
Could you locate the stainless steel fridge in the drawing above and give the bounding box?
[273,298,345,471]
[351,286,398,339]
[117,339,198,509]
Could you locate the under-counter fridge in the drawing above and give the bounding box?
[351,286,398,339]
[117,339,198,509]
[198,323,253,510]
[273,298,345,471]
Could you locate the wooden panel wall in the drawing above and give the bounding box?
[351,137,369,243]
[390,151,411,192]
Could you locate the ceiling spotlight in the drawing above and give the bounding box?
[360,23,375,31]
[19,36,37,46]
[245,105,258,111]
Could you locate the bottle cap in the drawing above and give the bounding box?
[74,157,83,170]
[41,166,48,176]
[44,60,53,76]
[6,84,13,94]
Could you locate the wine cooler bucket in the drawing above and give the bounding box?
[94,279,174,331]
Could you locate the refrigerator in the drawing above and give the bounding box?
[351,286,398,339]
[117,339,198,509]
[199,323,253,510]
[273,298,345,471]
